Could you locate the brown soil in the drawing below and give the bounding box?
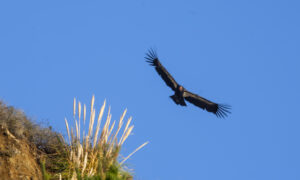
[0,125,42,180]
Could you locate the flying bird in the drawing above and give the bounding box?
[145,48,230,118]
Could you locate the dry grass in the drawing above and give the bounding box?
[0,101,68,177]
[64,95,148,179]
[0,101,64,154]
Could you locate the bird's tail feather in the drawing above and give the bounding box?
[170,95,186,106]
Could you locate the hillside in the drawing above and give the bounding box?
[0,125,42,180]
[0,98,146,180]
[0,101,62,179]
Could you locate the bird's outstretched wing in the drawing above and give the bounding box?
[145,48,178,91]
[183,90,231,118]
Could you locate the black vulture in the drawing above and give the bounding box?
[145,48,230,118]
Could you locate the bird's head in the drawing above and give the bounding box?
[178,85,184,92]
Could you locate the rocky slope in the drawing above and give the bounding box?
[0,125,42,180]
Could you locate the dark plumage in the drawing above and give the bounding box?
[145,48,231,118]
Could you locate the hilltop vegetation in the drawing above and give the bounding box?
[0,97,147,180]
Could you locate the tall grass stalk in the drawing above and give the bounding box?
[64,95,148,179]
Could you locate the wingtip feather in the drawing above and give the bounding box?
[145,48,158,66]
[216,104,231,118]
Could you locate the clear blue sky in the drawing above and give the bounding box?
[1,1,300,179]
